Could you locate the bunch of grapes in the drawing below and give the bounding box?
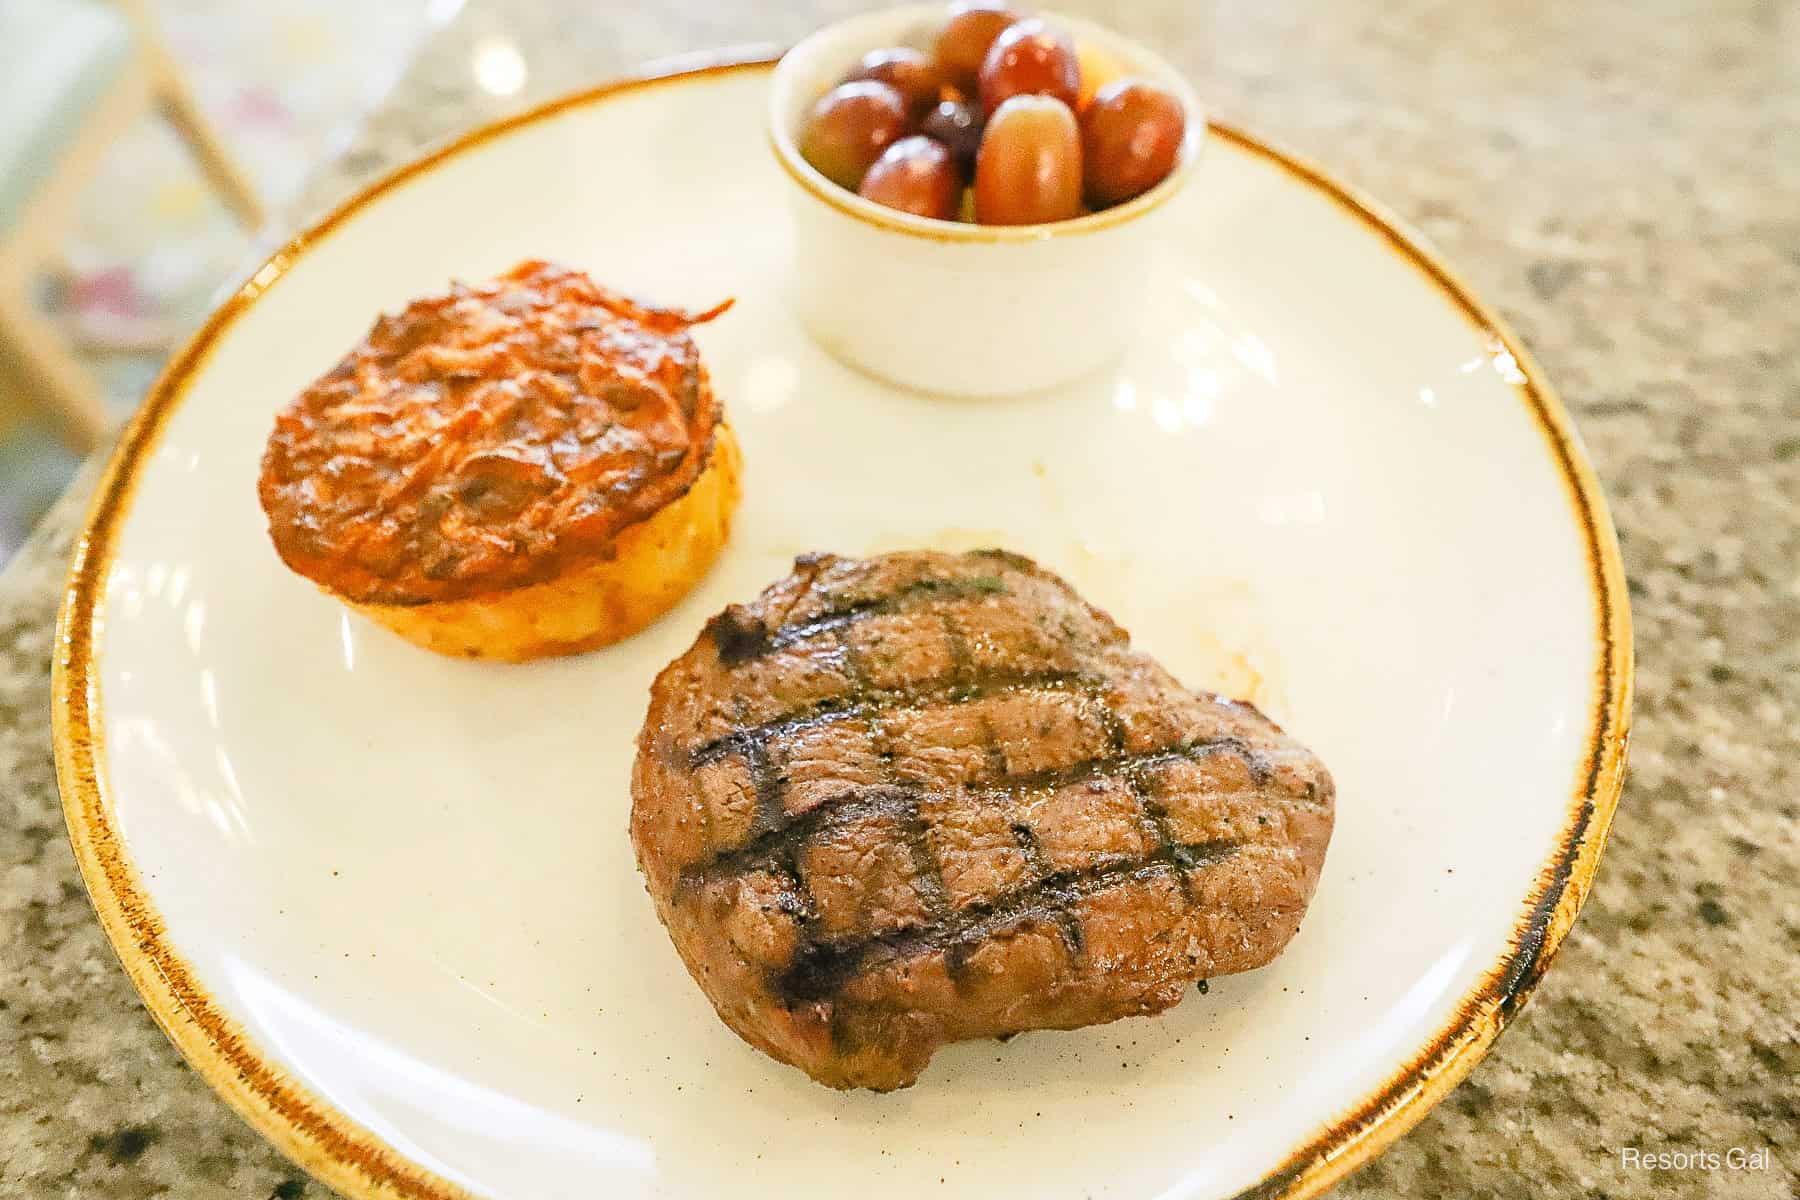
[800,2,1188,225]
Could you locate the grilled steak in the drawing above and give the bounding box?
[630,549,1334,1090]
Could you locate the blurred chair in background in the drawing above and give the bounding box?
[0,0,262,453]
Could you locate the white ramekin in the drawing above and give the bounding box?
[769,4,1205,397]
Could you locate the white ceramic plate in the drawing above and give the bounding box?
[55,54,1631,1200]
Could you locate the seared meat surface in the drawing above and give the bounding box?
[631,550,1334,1090]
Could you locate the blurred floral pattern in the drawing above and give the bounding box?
[1,0,443,563]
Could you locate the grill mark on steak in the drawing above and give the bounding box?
[965,735,1271,799]
[688,667,1095,766]
[963,546,1042,573]
[705,605,771,665]
[937,611,977,690]
[676,737,1274,893]
[1090,697,1197,902]
[726,682,827,938]
[773,838,1242,1004]
[900,796,954,925]
[1008,822,1086,960]
[976,716,1010,777]
[1135,780,1194,901]
[936,607,1001,982]
[744,739,788,838]
[944,599,1093,967]
[678,723,1290,1004]
[711,572,1013,665]
[838,625,956,941]
[677,786,924,895]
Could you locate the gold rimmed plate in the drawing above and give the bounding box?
[55,52,1629,1200]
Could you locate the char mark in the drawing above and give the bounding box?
[676,785,924,895]
[965,548,1043,573]
[772,838,1242,1004]
[689,666,1094,767]
[713,571,1012,666]
[964,735,1269,798]
[744,739,787,838]
[1009,822,1086,960]
[677,735,1268,894]
[706,604,770,664]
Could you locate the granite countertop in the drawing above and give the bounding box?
[2,0,1794,1196]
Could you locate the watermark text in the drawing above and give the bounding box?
[1619,1147,1772,1172]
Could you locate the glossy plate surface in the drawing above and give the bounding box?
[55,56,1629,1200]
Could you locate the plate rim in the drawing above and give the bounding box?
[50,49,1633,1200]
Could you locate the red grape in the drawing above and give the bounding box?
[978,18,1080,113]
[858,136,961,220]
[845,47,945,114]
[919,98,985,174]
[974,94,1083,225]
[934,1,1018,87]
[800,81,910,190]
[1081,79,1185,207]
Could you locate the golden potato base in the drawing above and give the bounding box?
[345,425,742,661]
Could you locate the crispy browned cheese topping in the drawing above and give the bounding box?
[258,260,730,605]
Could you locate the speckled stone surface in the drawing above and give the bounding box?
[2,1,1795,1196]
